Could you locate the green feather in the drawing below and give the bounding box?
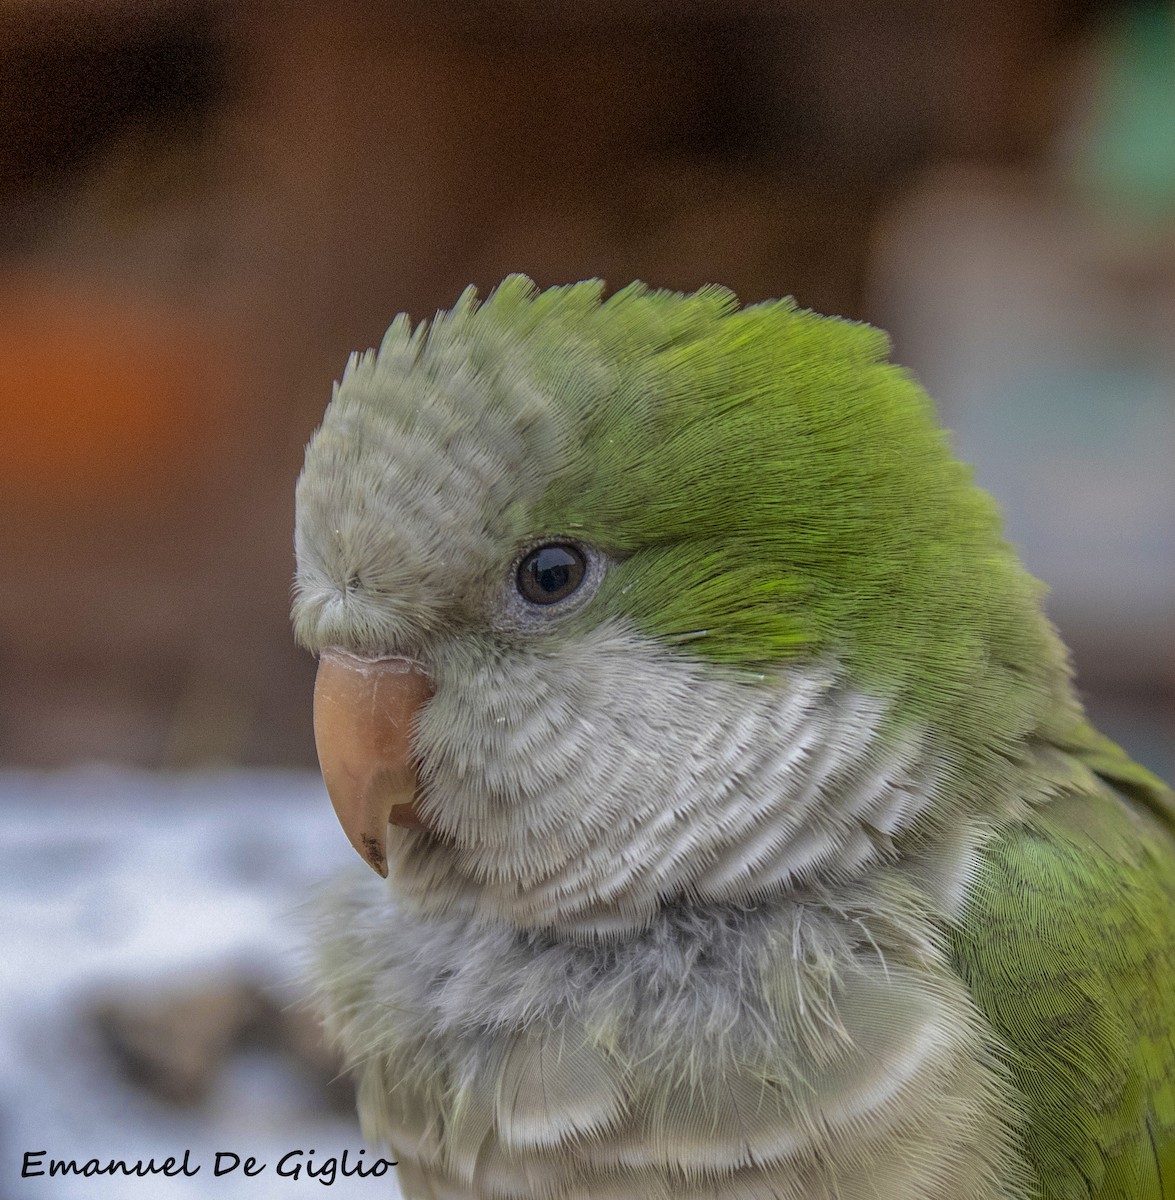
[952,743,1175,1200]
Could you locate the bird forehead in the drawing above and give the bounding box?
[295,415,502,609]
[292,335,586,655]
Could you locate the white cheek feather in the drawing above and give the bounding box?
[388,623,953,938]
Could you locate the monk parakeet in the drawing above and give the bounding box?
[294,276,1175,1200]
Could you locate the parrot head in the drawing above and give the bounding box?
[293,276,1076,938]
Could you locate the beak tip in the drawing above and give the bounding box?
[359,833,389,878]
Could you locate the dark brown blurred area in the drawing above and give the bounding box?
[1,0,1170,771]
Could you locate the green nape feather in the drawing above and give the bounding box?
[952,741,1175,1200]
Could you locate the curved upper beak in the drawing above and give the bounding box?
[312,649,435,876]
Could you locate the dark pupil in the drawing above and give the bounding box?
[520,544,584,604]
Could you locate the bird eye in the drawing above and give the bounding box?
[516,543,587,605]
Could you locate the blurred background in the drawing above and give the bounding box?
[1,0,1173,1195]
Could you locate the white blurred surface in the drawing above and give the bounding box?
[0,768,402,1199]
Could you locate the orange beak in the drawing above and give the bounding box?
[312,649,435,876]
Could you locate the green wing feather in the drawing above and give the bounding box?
[951,731,1175,1199]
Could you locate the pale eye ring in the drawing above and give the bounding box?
[516,543,587,605]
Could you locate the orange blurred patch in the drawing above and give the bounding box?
[0,276,229,508]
